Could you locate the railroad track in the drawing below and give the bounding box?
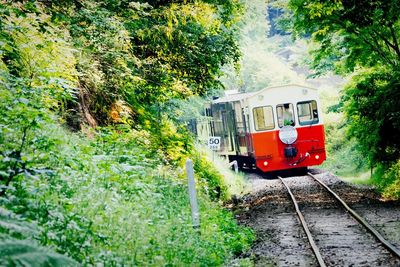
[278,172,400,267]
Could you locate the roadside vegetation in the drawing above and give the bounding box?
[0,1,254,265]
[318,88,369,179]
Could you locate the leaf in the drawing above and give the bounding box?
[0,240,79,267]
[17,98,29,105]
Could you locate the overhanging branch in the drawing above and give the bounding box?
[389,24,400,60]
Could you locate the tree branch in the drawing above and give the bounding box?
[19,126,28,153]
[372,28,400,59]
[363,34,396,67]
[345,25,395,67]
[389,24,400,60]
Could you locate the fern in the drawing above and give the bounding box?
[0,207,78,267]
[0,208,38,240]
[0,240,78,266]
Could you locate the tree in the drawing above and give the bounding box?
[220,0,305,93]
[37,0,243,127]
[343,68,400,164]
[286,0,400,167]
[287,0,400,75]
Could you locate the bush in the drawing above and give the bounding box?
[370,161,400,199]
[319,91,368,176]
[192,145,248,201]
[1,114,254,265]
[0,207,78,266]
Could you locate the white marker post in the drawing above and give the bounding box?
[186,159,200,229]
[229,160,239,173]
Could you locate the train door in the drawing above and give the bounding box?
[223,109,237,153]
[243,107,254,155]
[212,103,236,153]
[233,102,247,155]
[220,110,230,152]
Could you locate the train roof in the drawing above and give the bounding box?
[212,84,317,104]
[212,91,255,104]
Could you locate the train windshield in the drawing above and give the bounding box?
[277,103,295,127]
[297,100,319,125]
[253,106,275,131]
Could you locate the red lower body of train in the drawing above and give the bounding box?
[247,125,326,172]
[221,124,326,173]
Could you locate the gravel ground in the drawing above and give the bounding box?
[234,169,400,266]
[352,203,400,251]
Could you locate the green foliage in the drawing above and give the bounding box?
[0,0,243,128]
[33,0,242,126]
[0,66,253,265]
[319,89,368,176]
[321,131,368,176]
[343,68,400,165]
[191,147,249,201]
[0,1,254,265]
[0,121,253,265]
[369,160,400,199]
[0,240,78,266]
[0,207,78,266]
[286,0,400,196]
[221,1,308,93]
[193,150,229,200]
[380,160,400,199]
[0,74,63,197]
[287,0,400,75]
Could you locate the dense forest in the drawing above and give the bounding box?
[1,0,400,265]
[0,0,253,265]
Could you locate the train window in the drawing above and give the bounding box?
[253,106,275,131]
[297,100,319,125]
[276,103,295,127]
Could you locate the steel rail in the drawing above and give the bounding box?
[278,176,327,267]
[308,172,400,259]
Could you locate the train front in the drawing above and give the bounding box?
[249,85,326,172]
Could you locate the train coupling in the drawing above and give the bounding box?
[284,146,298,158]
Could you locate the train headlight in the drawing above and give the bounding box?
[263,161,268,166]
[315,155,320,160]
[279,126,298,145]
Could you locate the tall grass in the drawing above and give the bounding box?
[194,144,250,199]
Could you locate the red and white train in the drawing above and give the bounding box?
[200,84,326,173]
